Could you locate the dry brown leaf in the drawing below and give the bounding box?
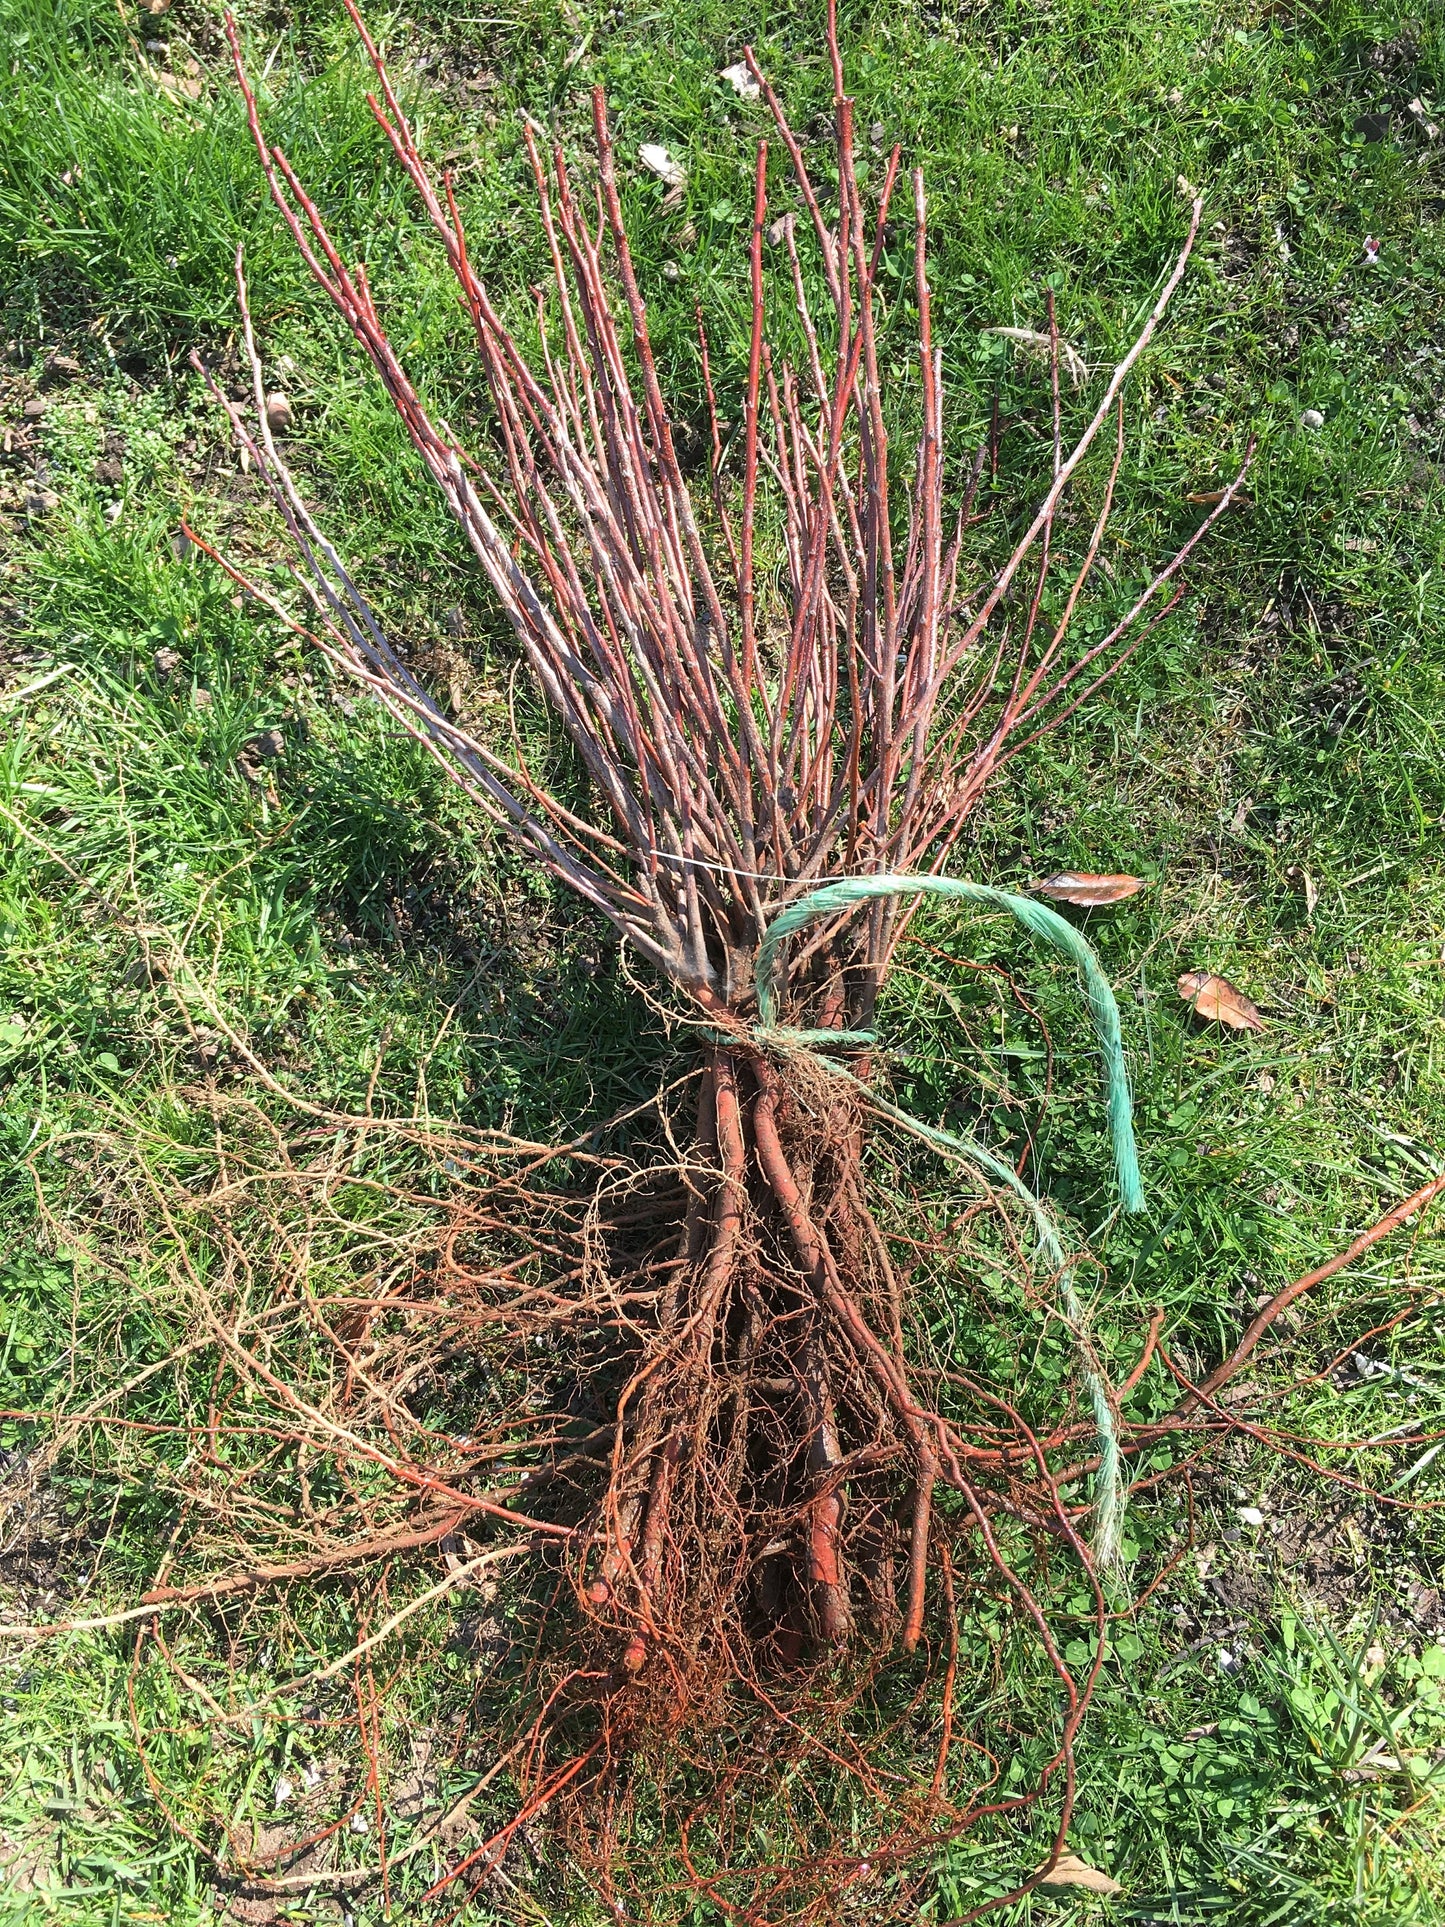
[1037,1853,1123,1896]
[155,69,203,102]
[1033,872,1148,906]
[1187,487,1252,508]
[1177,970,1265,1032]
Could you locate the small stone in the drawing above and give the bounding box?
[248,727,286,761]
[274,1776,294,1809]
[24,488,60,515]
[154,647,182,676]
[869,121,885,147]
[1299,408,1325,430]
[22,397,45,419]
[1237,1505,1265,1527]
[264,391,294,432]
[192,686,212,708]
[1353,110,1391,144]
[45,353,81,379]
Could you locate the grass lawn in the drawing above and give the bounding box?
[2,0,1445,1919]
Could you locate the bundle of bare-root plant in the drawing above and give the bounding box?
[166,0,1288,1910]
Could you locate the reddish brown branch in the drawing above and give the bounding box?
[1182,1172,1445,1412]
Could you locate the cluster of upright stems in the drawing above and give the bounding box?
[203,0,1246,1034]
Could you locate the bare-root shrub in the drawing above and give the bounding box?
[59,0,1439,1913]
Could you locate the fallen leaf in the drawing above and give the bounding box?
[985,325,1087,389]
[720,61,760,100]
[155,68,203,102]
[1177,971,1265,1032]
[639,143,686,195]
[1186,487,1251,508]
[1033,872,1148,906]
[1037,1854,1122,1897]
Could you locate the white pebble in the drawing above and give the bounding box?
[1299,408,1325,430]
[1237,1505,1265,1527]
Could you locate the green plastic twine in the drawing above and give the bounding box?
[824,1078,1124,1566]
[752,873,1146,1567]
[754,873,1144,1213]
